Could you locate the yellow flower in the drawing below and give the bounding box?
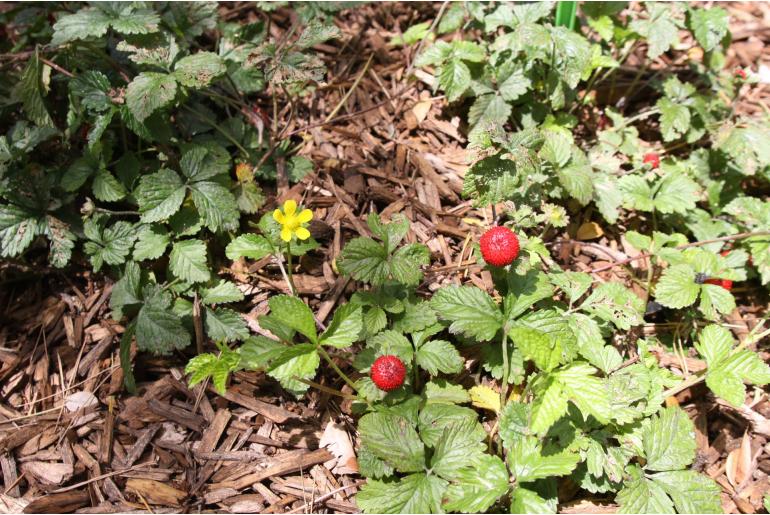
[273,199,313,242]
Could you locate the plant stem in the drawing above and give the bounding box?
[285,242,297,296]
[500,328,510,408]
[317,345,359,393]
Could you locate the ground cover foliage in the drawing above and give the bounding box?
[1,1,770,513]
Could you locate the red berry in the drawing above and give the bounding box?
[643,153,660,169]
[480,226,520,267]
[704,278,733,291]
[735,69,747,80]
[720,250,730,257]
[371,355,406,392]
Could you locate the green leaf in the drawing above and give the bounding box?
[580,282,644,330]
[505,269,554,320]
[359,412,425,473]
[358,445,395,479]
[439,59,472,102]
[431,286,502,341]
[173,52,225,88]
[699,283,736,319]
[295,20,341,49]
[70,70,112,112]
[657,97,690,142]
[444,454,509,512]
[135,290,191,354]
[530,375,569,433]
[430,418,486,480]
[511,327,562,373]
[83,219,136,272]
[14,51,54,127]
[133,225,169,261]
[510,483,558,514]
[110,261,143,317]
[416,340,463,375]
[125,72,178,122]
[169,239,210,283]
[266,345,319,396]
[641,406,696,471]
[655,264,699,309]
[617,465,675,514]
[706,349,770,407]
[556,362,612,424]
[135,168,185,223]
[391,22,432,46]
[0,205,40,259]
[695,324,733,367]
[390,243,430,286]
[356,473,447,514]
[92,169,126,202]
[51,8,112,45]
[268,295,317,343]
[339,237,389,284]
[368,330,414,361]
[652,470,722,513]
[689,7,729,51]
[320,303,363,348]
[468,94,512,135]
[630,5,680,60]
[189,181,240,232]
[418,403,480,448]
[423,380,471,405]
[509,435,580,482]
[204,307,248,343]
[200,280,244,305]
[225,234,274,260]
[653,172,699,214]
[619,175,655,212]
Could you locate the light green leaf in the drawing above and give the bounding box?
[694,324,733,367]
[359,413,425,473]
[135,292,190,354]
[509,435,580,482]
[556,362,612,424]
[431,286,502,341]
[652,470,722,513]
[443,455,509,513]
[510,483,557,514]
[225,234,273,260]
[268,295,317,343]
[619,175,655,212]
[641,406,696,471]
[653,172,699,214]
[416,340,463,375]
[439,59,472,102]
[339,237,389,285]
[418,403,480,448]
[133,225,169,261]
[356,473,447,514]
[657,97,690,142]
[320,303,363,348]
[617,465,675,514]
[423,380,470,405]
[92,169,126,202]
[390,243,430,285]
[530,375,568,433]
[707,349,770,407]
[699,283,736,319]
[655,264,699,309]
[430,418,486,480]
[190,181,240,232]
[581,282,644,330]
[204,307,248,343]
[368,330,414,361]
[169,239,210,283]
[689,7,729,51]
[51,8,112,45]
[267,345,319,396]
[200,280,244,305]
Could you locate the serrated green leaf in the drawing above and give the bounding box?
[190,180,240,232]
[509,435,580,482]
[320,303,362,348]
[423,380,470,405]
[418,403,480,448]
[359,412,425,473]
[133,225,169,261]
[654,172,699,214]
[200,280,244,305]
[657,97,690,142]
[707,349,770,407]
[530,375,568,433]
[173,52,225,88]
[431,286,502,341]
[204,307,248,343]
[655,264,699,309]
[556,362,612,424]
[225,234,274,260]
[83,219,136,272]
[689,7,729,52]
[390,243,430,285]
[125,72,178,122]
[439,59,472,102]
[339,237,389,284]
[641,406,696,471]
[443,454,509,513]
[356,473,447,514]
[619,175,655,212]
[581,282,644,330]
[135,292,190,354]
[416,340,463,376]
[509,482,558,514]
[699,283,736,319]
[268,295,317,343]
[135,168,185,223]
[51,8,112,46]
[169,239,210,283]
[430,418,486,480]
[652,470,722,513]
[92,168,126,202]
[266,345,319,396]
[617,465,675,514]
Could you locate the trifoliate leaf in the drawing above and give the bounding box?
[189,180,240,232]
[653,172,699,214]
[338,237,389,285]
[439,59,472,102]
[617,465,675,514]
[135,289,190,354]
[169,239,210,283]
[390,243,430,285]
[699,283,736,320]
[431,286,502,341]
[368,330,414,361]
[556,362,612,424]
[266,344,319,396]
[83,219,136,272]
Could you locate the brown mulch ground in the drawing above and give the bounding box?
[1,2,770,513]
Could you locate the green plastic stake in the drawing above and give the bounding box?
[555,1,578,30]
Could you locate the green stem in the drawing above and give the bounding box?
[317,345,359,393]
[500,328,510,408]
[286,241,297,296]
[180,104,249,157]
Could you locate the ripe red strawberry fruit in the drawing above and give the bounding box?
[704,278,733,291]
[371,355,406,392]
[735,69,747,80]
[480,226,520,267]
[643,152,660,169]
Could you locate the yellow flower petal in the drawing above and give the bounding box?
[280,227,293,242]
[297,209,313,223]
[283,199,297,216]
[273,209,285,224]
[295,227,311,240]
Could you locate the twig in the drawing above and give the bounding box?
[286,481,366,514]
